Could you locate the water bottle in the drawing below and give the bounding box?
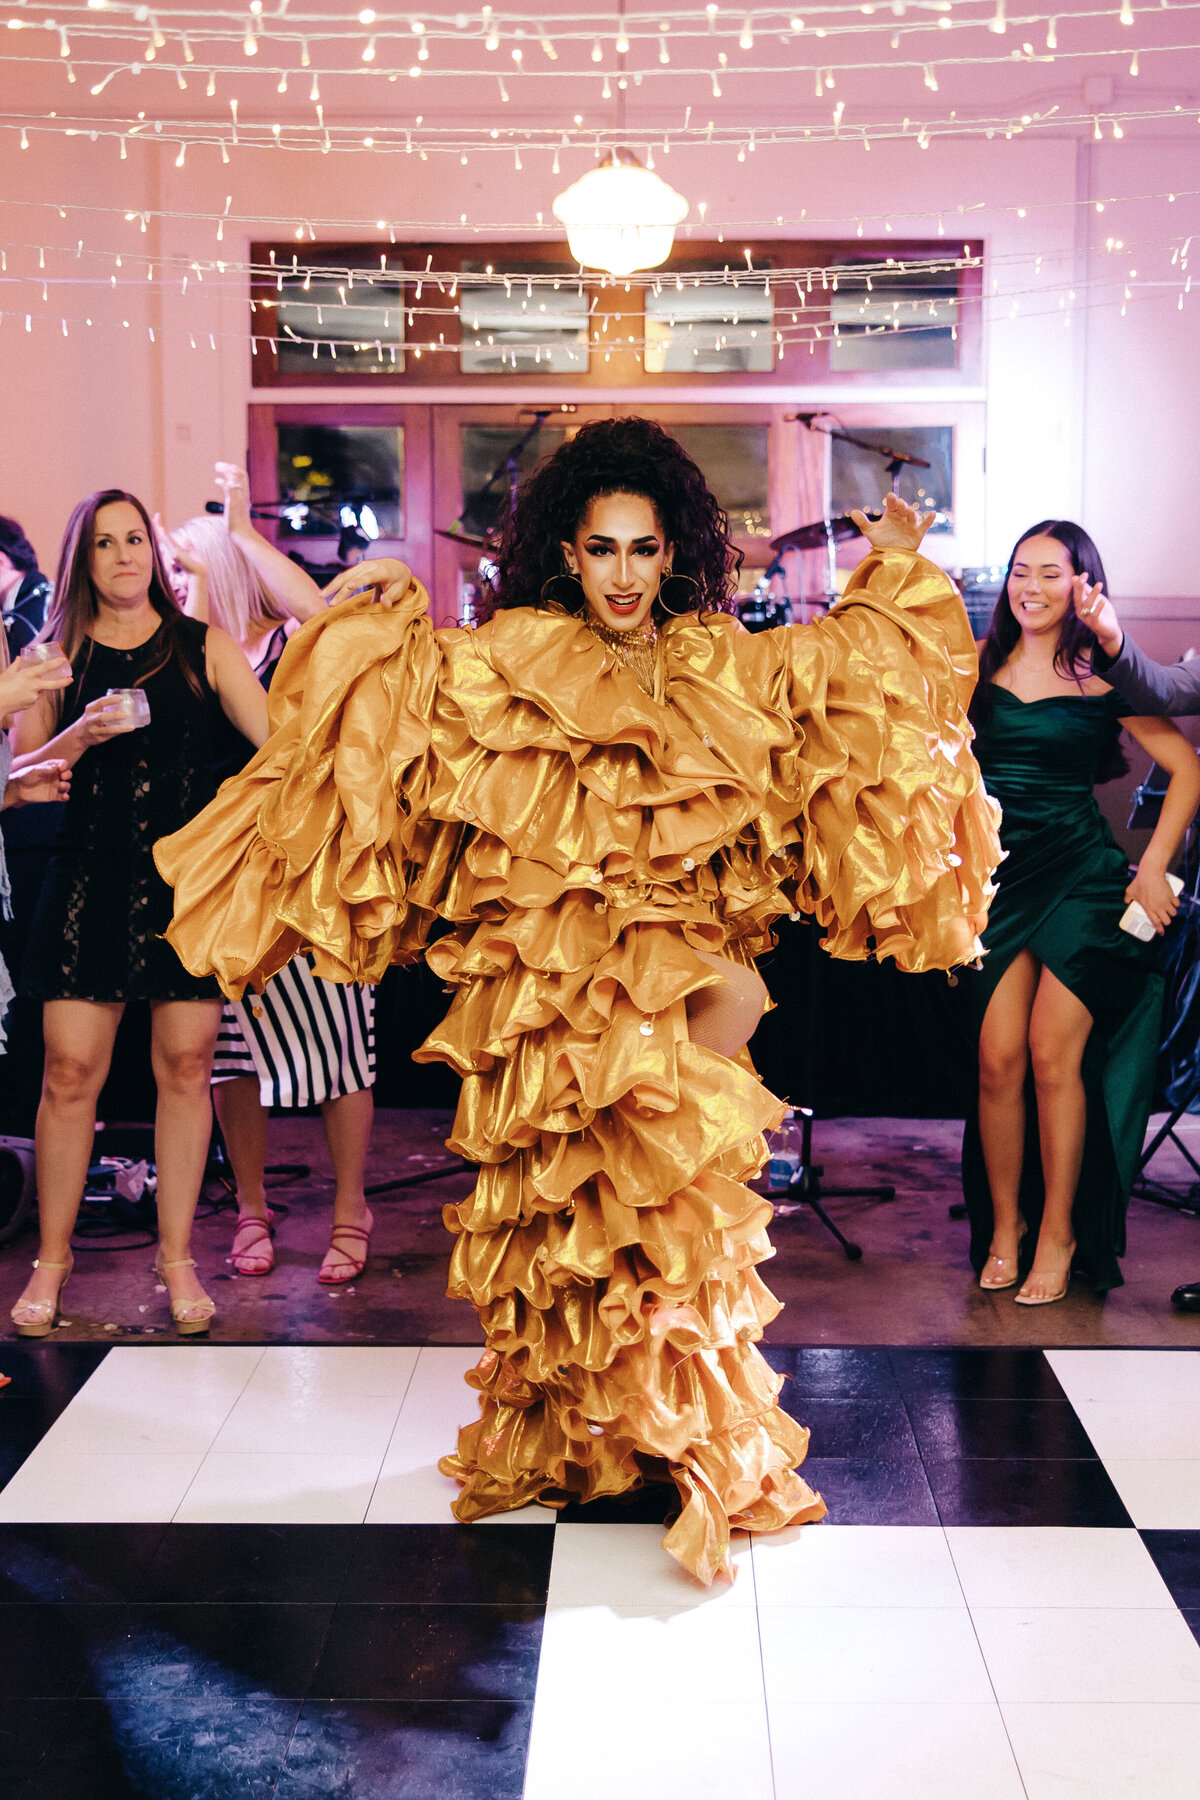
[766,1109,804,1193]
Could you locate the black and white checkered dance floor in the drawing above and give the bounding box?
[1,1343,1198,1798]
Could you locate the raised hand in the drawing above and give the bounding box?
[0,652,73,726]
[153,514,208,581]
[1072,573,1123,658]
[321,558,413,610]
[848,491,937,553]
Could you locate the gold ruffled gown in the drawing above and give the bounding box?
[156,548,999,1584]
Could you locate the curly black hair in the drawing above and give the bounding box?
[483,417,742,622]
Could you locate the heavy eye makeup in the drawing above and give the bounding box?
[583,536,661,559]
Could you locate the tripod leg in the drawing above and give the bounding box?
[801,1194,864,1262]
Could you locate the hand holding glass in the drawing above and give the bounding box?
[104,687,151,728]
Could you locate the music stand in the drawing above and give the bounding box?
[773,1107,896,1262]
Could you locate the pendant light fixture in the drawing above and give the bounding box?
[553,146,689,277]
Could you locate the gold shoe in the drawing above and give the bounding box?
[155,1255,215,1336]
[11,1256,73,1338]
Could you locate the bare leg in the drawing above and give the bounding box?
[150,1000,222,1313]
[684,952,770,1059]
[317,1086,375,1282]
[976,950,1040,1284]
[14,1000,123,1315]
[213,1075,276,1274]
[1020,966,1093,1303]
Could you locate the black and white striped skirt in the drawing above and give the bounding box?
[211,954,375,1108]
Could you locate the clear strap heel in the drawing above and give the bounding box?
[155,1255,215,1336]
[11,1257,73,1338]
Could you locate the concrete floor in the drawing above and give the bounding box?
[2,1109,1199,1348]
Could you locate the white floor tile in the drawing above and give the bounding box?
[534,1603,767,1708]
[1064,1399,1200,1463]
[174,1451,385,1523]
[523,1699,774,1800]
[240,1344,420,1400]
[971,1606,1200,1703]
[545,1522,755,1611]
[1102,1460,1200,1529]
[211,1391,404,1458]
[1046,1349,1200,1408]
[768,1702,1026,1800]
[40,1344,264,1454]
[1002,1703,1200,1800]
[0,1451,205,1522]
[365,1346,555,1525]
[946,1527,1177,1610]
[753,1524,963,1609]
[758,1606,993,1704]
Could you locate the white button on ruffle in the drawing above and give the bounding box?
[639,1020,655,1036]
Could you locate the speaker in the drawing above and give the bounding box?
[0,1136,35,1246]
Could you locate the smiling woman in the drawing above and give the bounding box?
[963,519,1200,1306]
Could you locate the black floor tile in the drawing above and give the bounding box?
[557,1483,677,1525]
[342,1526,555,1606]
[1182,1609,1200,1649]
[1140,1530,1200,1610]
[889,1349,1066,1400]
[798,1456,939,1525]
[906,1395,1098,1462]
[783,1395,921,1461]
[0,1346,108,1407]
[761,1347,899,1397]
[0,1697,68,1793]
[7,1694,301,1800]
[0,1604,125,1697]
[275,1699,531,1800]
[0,1525,165,1603]
[141,1525,356,1603]
[925,1457,1132,1527]
[94,1603,335,1701]
[311,1604,544,1703]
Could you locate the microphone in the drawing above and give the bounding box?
[785,412,823,425]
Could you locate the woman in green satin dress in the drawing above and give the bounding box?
[962,521,1200,1303]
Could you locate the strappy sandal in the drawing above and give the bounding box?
[318,1215,373,1285]
[11,1256,73,1338]
[230,1211,276,1277]
[155,1254,216,1336]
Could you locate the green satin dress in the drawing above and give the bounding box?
[961,686,1164,1292]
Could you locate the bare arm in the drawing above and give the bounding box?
[216,462,325,622]
[205,624,270,749]
[1122,714,1200,931]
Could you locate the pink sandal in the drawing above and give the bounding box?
[230,1212,276,1277]
[318,1217,373,1285]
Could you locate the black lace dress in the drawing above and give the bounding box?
[26,616,222,1002]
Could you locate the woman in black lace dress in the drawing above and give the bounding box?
[9,489,268,1336]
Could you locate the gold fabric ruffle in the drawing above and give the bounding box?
[156,549,999,1583]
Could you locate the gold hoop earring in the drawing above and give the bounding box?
[539,570,584,608]
[657,570,701,617]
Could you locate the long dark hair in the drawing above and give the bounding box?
[484,417,742,623]
[43,488,203,703]
[972,518,1125,777]
[977,519,1108,695]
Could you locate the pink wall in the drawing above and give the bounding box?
[2,126,1198,601]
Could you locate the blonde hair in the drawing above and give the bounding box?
[172,515,289,647]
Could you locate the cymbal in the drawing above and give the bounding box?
[435,526,487,549]
[770,515,864,554]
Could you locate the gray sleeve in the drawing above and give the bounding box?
[1090,634,1200,717]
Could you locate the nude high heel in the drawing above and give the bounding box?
[11,1257,73,1338]
[980,1225,1027,1292]
[155,1255,215,1336]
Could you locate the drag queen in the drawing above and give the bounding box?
[157,419,999,1582]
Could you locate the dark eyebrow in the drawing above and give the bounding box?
[584,532,660,546]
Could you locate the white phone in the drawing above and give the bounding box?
[1119,872,1184,941]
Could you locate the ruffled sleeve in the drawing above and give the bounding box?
[768,547,1000,971]
[154,570,455,998]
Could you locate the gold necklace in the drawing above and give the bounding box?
[584,612,660,697]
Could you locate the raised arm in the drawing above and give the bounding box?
[215,463,325,622]
[1075,578,1200,716]
[205,625,271,749]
